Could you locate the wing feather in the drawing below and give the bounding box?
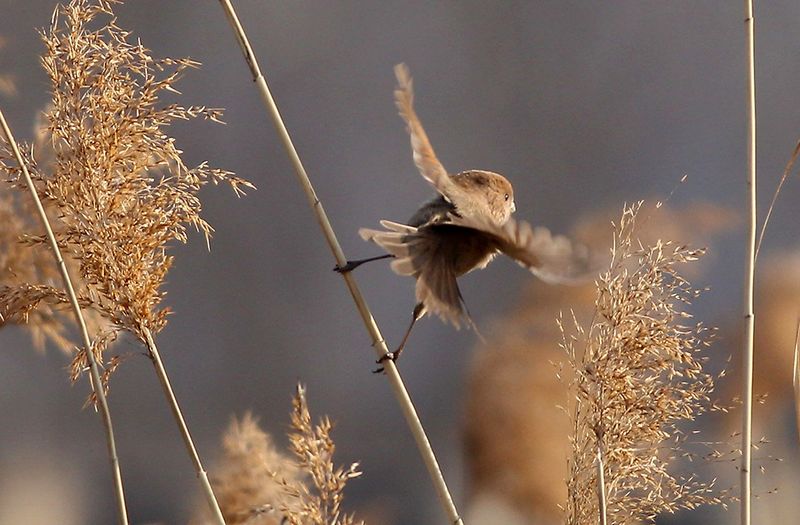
[394,64,467,206]
[449,215,595,283]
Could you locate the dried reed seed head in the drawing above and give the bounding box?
[563,202,724,524]
[571,201,737,278]
[1,0,251,381]
[0,191,70,350]
[195,412,302,525]
[281,384,364,525]
[199,386,364,525]
[465,201,732,522]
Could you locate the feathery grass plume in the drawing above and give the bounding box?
[0,190,73,350]
[562,202,723,524]
[0,0,251,381]
[282,384,364,525]
[200,413,302,525]
[465,201,734,523]
[200,385,364,525]
[0,114,116,353]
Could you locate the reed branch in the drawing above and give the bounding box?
[741,2,757,524]
[0,107,130,525]
[216,2,464,523]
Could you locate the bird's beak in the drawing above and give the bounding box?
[511,201,516,213]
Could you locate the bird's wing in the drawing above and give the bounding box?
[394,64,468,207]
[449,215,596,283]
[360,219,472,328]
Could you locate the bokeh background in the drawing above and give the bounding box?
[1,1,800,524]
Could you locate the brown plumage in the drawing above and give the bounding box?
[345,64,592,361]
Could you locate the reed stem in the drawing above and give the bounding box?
[216,2,463,523]
[0,107,129,525]
[741,2,757,524]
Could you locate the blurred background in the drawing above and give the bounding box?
[1,1,800,524]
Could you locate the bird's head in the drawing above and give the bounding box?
[451,170,516,224]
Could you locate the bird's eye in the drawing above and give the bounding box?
[504,193,510,201]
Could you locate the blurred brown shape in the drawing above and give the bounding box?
[465,278,594,524]
[196,412,301,525]
[752,251,800,403]
[572,200,738,274]
[464,200,734,523]
[0,35,16,97]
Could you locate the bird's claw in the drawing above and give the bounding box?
[372,351,397,374]
[333,261,359,273]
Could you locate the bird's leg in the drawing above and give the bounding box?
[334,254,395,273]
[374,302,425,373]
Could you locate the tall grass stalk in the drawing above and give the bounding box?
[216,2,464,523]
[0,108,130,525]
[793,321,800,444]
[143,328,226,524]
[596,447,607,525]
[741,2,757,524]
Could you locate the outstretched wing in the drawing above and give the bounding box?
[449,215,596,283]
[394,64,468,207]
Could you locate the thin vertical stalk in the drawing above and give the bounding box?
[792,321,800,444]
[0,107,129,525]
[741,2,757,525]
[142,327,226,525]
[216,2,464,523]
[596,446,607,525]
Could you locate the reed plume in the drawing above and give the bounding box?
[562,202,723,524]
[465,201,735,523]
[0,190,74,350]
[0,0,250,379]
[1,1,250,521]
[200,385,364,525]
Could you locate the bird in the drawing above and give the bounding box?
[336,63,593,367]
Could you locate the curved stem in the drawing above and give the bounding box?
[216,2,464,523]
[0,107,129,525]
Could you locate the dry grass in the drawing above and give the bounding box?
[0,190,74,350]
[198,385,364,525]
[0,2,251,521]
[562,202,724,524]
[0,1,781,523]
[465,201,736,523]
[0,0,251,382]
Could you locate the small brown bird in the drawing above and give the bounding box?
[337,64,592,365]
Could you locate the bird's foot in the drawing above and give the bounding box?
[334,254,395,273]
[372,351,398,374]
[333,260,360,273]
